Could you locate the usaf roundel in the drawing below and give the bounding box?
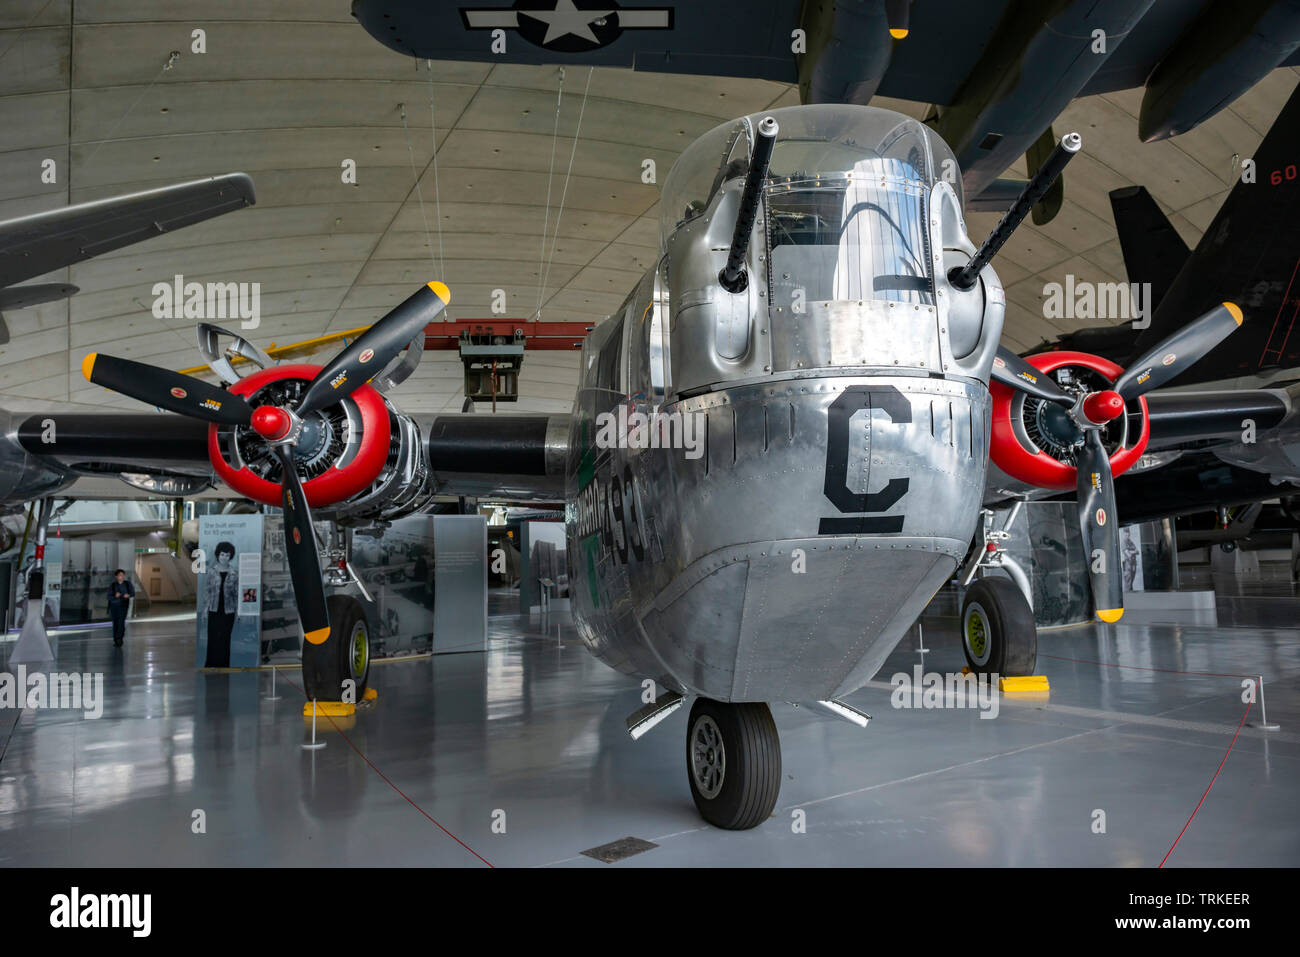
[461,1,673,53]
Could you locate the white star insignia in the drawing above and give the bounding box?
[522,0,615,45]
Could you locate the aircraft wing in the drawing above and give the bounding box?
[0,173,255,290]
[352,1,1300,213]
[1108,383,1300,526]
[984,382,1300,524]
[1,406,569,506]
[1,410,215,503]
[352,1,798,82]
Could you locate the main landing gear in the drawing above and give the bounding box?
[302,594,372,701]
[960,576,1037,676]
[685,698,782,830]
[958,505,1038,677]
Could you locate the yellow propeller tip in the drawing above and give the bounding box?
[1223,301,1243,325]
[304,626,331,646]
[889,27,908,38]
[1097,608,1124,623]
[81,353,97,381]
[427,281,451,304]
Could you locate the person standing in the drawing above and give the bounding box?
[107,569,134,647]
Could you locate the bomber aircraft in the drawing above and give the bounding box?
[5,103,1296,828]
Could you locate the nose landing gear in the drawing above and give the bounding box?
[685,698,782,830]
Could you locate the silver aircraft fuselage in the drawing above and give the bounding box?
[563,105,1006,703]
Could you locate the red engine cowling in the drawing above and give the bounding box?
[989,350,1149,491]
[207,363,391,507]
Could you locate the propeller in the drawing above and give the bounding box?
[271,443,330,643]
[1114,302,1242,399]
[82,280,451,645]
[991,346,1072,405]
[1075,429,1122,622]
[298,281,449,416]
[994,301,1242,623]
[81,353,254,425]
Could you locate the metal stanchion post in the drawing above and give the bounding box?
[302,700,326,749]
[1252,674,1280,731]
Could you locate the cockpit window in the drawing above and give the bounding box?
[767,158,933,307]
[660,103,958,247]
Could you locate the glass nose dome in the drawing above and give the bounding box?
[661,104,960,310]
[660,103,961,244]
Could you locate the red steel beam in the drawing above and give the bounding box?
[423,319,592,350]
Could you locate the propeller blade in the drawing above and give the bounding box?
[991,346,1072,406]
[1115,302,1243,399]
[297,281,450,416]
[1076,429,1123,623]
[81,352,253,425]
[271,445,330,645]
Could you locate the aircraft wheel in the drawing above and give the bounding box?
[961,577,1037,677]
[685,698,781,830]
[302,595,371,701]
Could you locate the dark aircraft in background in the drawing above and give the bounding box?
[351,0,1300,220]
[1029,79,1300,527]
[0,174,255,345]
[1038,78,1300,383]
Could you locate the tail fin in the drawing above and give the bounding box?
[1129,79,1300,379]
[1108,185,1189,316]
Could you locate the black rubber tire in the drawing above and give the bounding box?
[301,595,371,702]
[685,698,781,830]
[960,577,1037,677]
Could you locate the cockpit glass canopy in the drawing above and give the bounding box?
[660,105,961,308]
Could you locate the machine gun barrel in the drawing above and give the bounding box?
[948,131,1082,291]
[719,116,778,293]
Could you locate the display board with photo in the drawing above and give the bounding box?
[195,513,263,668]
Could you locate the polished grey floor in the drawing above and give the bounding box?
[1,577,1297,868]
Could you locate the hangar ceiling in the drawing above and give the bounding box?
[1,1,1297,418]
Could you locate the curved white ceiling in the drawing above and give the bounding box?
[0,1,1295,416]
